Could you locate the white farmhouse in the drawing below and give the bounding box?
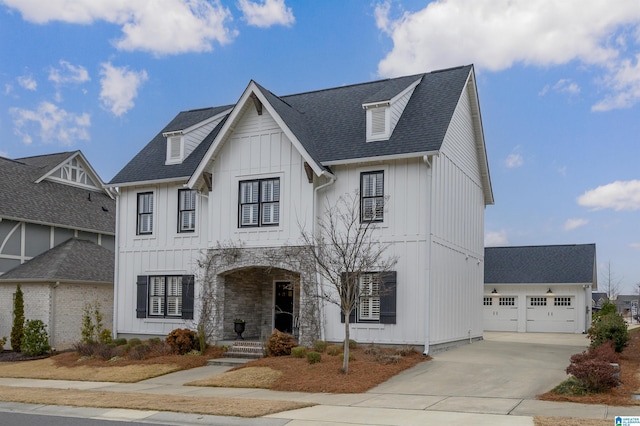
[108,65,493,354]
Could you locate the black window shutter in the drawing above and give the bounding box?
[340,272,356,323]
[182,275,194,320]
[136,275,148,318]
[379,271,397,324]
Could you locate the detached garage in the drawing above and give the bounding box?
[484,244,597,334]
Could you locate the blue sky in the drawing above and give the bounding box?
[1,0,639,294]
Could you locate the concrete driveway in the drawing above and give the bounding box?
[371,332,589,400]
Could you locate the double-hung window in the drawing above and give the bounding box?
[137,192,153,235]
[358,273,381,321]
[239,178,280,227]
[149,276,182,317]
[178,189,196,232]
[360,171,384,222]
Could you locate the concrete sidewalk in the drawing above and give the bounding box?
[0,332,639,425]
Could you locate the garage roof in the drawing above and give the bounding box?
[485,244,596,284]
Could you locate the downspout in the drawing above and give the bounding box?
[313,171,336,341]
[112,189,120,339]
[423,155,433,356]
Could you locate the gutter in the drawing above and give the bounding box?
[313,171,336,341]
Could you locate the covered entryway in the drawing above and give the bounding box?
[221,267,300,341]
[483,295,518,332]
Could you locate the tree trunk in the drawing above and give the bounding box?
[342,314,350,374]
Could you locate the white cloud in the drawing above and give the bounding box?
[564,218,588,231]
[540,79,581,96]
[17,75,37,91]
[48,60,90,85]
[505,153,523,168]
[238,0,294,28]
[577,180,640,211]
[99,62,148,117]
[10,101,91,146]
[3,0,236,55]
[375,0,640,110]
[485,230,509,247]
[629,242,640,250]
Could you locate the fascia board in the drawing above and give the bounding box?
[105,176,189,189]
[187,81,324,189]
[322,151,439,166]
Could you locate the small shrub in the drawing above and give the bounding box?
[21,319,51,356]
[364,345,380,356]
[98,329,113,345]
[128,343,151,360]
[148,340,173,357]
[291,346,307,358]
[113,338,127,346]
[378,354,401,365]
[326,345,341,356]
[96,343,118,360]
[347,339,357,349]
[588,313,628,352]
[395,345,415,357]
[339,352,355,362]
[165,328,198,355]
[0,337,6,351]
[313,340,327,353]
[551,376,588,396]
[80,302,105,343]
[307,351,322,364]
[570,341,619,365]
[128,338,142,347]
[266,329,297,357]
[73,341,99,357]
[566,358,619,392]
[148,337,161,345]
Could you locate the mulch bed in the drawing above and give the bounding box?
[0,350,50,362]
[538,329,640,406]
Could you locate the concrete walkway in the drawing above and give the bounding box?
[0,332,639,425]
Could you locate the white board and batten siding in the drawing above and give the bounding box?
[115,182,209,336]
[427,82,486,344]
[320,158,430,345]
[208,104,314,247]
[183,116,225,159]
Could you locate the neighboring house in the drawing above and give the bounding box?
[0,151,115,349]
[612,295,639,323]
[484,244,597,333]
[591,292,609,312]
[108,65,494,354]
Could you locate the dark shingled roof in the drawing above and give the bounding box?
[109,106,232,184]
[110,66,473,185]
[0,238,113,283]
[0,153,115,233]
[485,244,596,284]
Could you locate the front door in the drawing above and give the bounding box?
[274,281,293,334]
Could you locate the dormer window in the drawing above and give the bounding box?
[365,105,391,141]
[165,133,184,165]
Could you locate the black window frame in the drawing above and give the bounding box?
[238,177,280,228]
[178,189,196,233]
[341,270,396,324]
[360,171,384,223]
[136,275,194,319]
[136,192,154,235]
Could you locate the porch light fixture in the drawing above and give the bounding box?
[491,288,499,294]
[546,288,554,295]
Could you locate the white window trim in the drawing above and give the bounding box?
[165,135,184,165]
[365,106,391,142]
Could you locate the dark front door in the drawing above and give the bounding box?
[274,281,293,334]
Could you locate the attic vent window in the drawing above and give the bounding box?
[165,135,184,165]
[364,105,390,142]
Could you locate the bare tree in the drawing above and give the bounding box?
[299,192,396,374]
[600,260,623,300]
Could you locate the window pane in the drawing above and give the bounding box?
[241,182,259,203]
[242,204,258,225]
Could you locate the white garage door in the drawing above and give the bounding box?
[526,296,576,333]
[484,296,518,332]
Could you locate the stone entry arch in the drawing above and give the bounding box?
[221,266,300,341]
